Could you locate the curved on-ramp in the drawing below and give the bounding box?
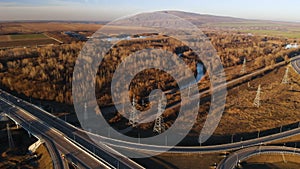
[217,146,300,169]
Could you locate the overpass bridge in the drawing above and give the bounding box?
[0,90,145,169]
[2,110,66,169]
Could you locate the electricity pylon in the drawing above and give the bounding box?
[282,67,290,84]
[129,96,138,127]
[253,85,262,108]
[7,123,15,149]
[240,58,247,74]
[153,99,165,134]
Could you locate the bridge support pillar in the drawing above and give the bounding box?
[28,139,44,153]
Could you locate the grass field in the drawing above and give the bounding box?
[206,21,300,39]
[0,33,58,48]
[10,33,48,40]
[241,30,300,39]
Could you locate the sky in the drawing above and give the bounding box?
[0,0,300,22]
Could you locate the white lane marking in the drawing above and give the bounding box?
[63,137,113,169]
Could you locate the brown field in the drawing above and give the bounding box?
[244,154,300,169]
[0,22,102,35]
[0,33,59,48]
[139,153,222,169]
[0,39,59,48]
[0,22,103,47]
[213,65,300,135]
[0,35,10,42]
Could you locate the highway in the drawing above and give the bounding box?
[1,99,113,169]
[291,57,300,74]
[43,139,66,169]
[2,105,65,169]
[217,146,300,169]
[3,104,71,169]
[0,92,145,169]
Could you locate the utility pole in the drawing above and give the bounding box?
[188,83,191,97]
[129,96,138,127]
[153,99,165,134]
[236,86,240,106]
[83,102,88,125]
[253,84,262,108]
[141,99,145,107]
[240,57,247,74]
[7,123,15,149]
[282,66,290,84]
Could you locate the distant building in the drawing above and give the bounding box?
[247,33,254,37]
[285,43,298,49]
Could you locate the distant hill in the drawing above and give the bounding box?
[162,11,246,25]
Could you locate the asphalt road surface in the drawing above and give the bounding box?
[217,146,300,169]
[0,91,144,169]
[291,58,300,74]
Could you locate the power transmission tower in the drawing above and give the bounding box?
[153,99,165,134]
[240,58,247,74]
[253,85,262,108]
[153,115,165,134]
[129,96,138,127]
[282,67,290,84]
[7,123,15,149]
